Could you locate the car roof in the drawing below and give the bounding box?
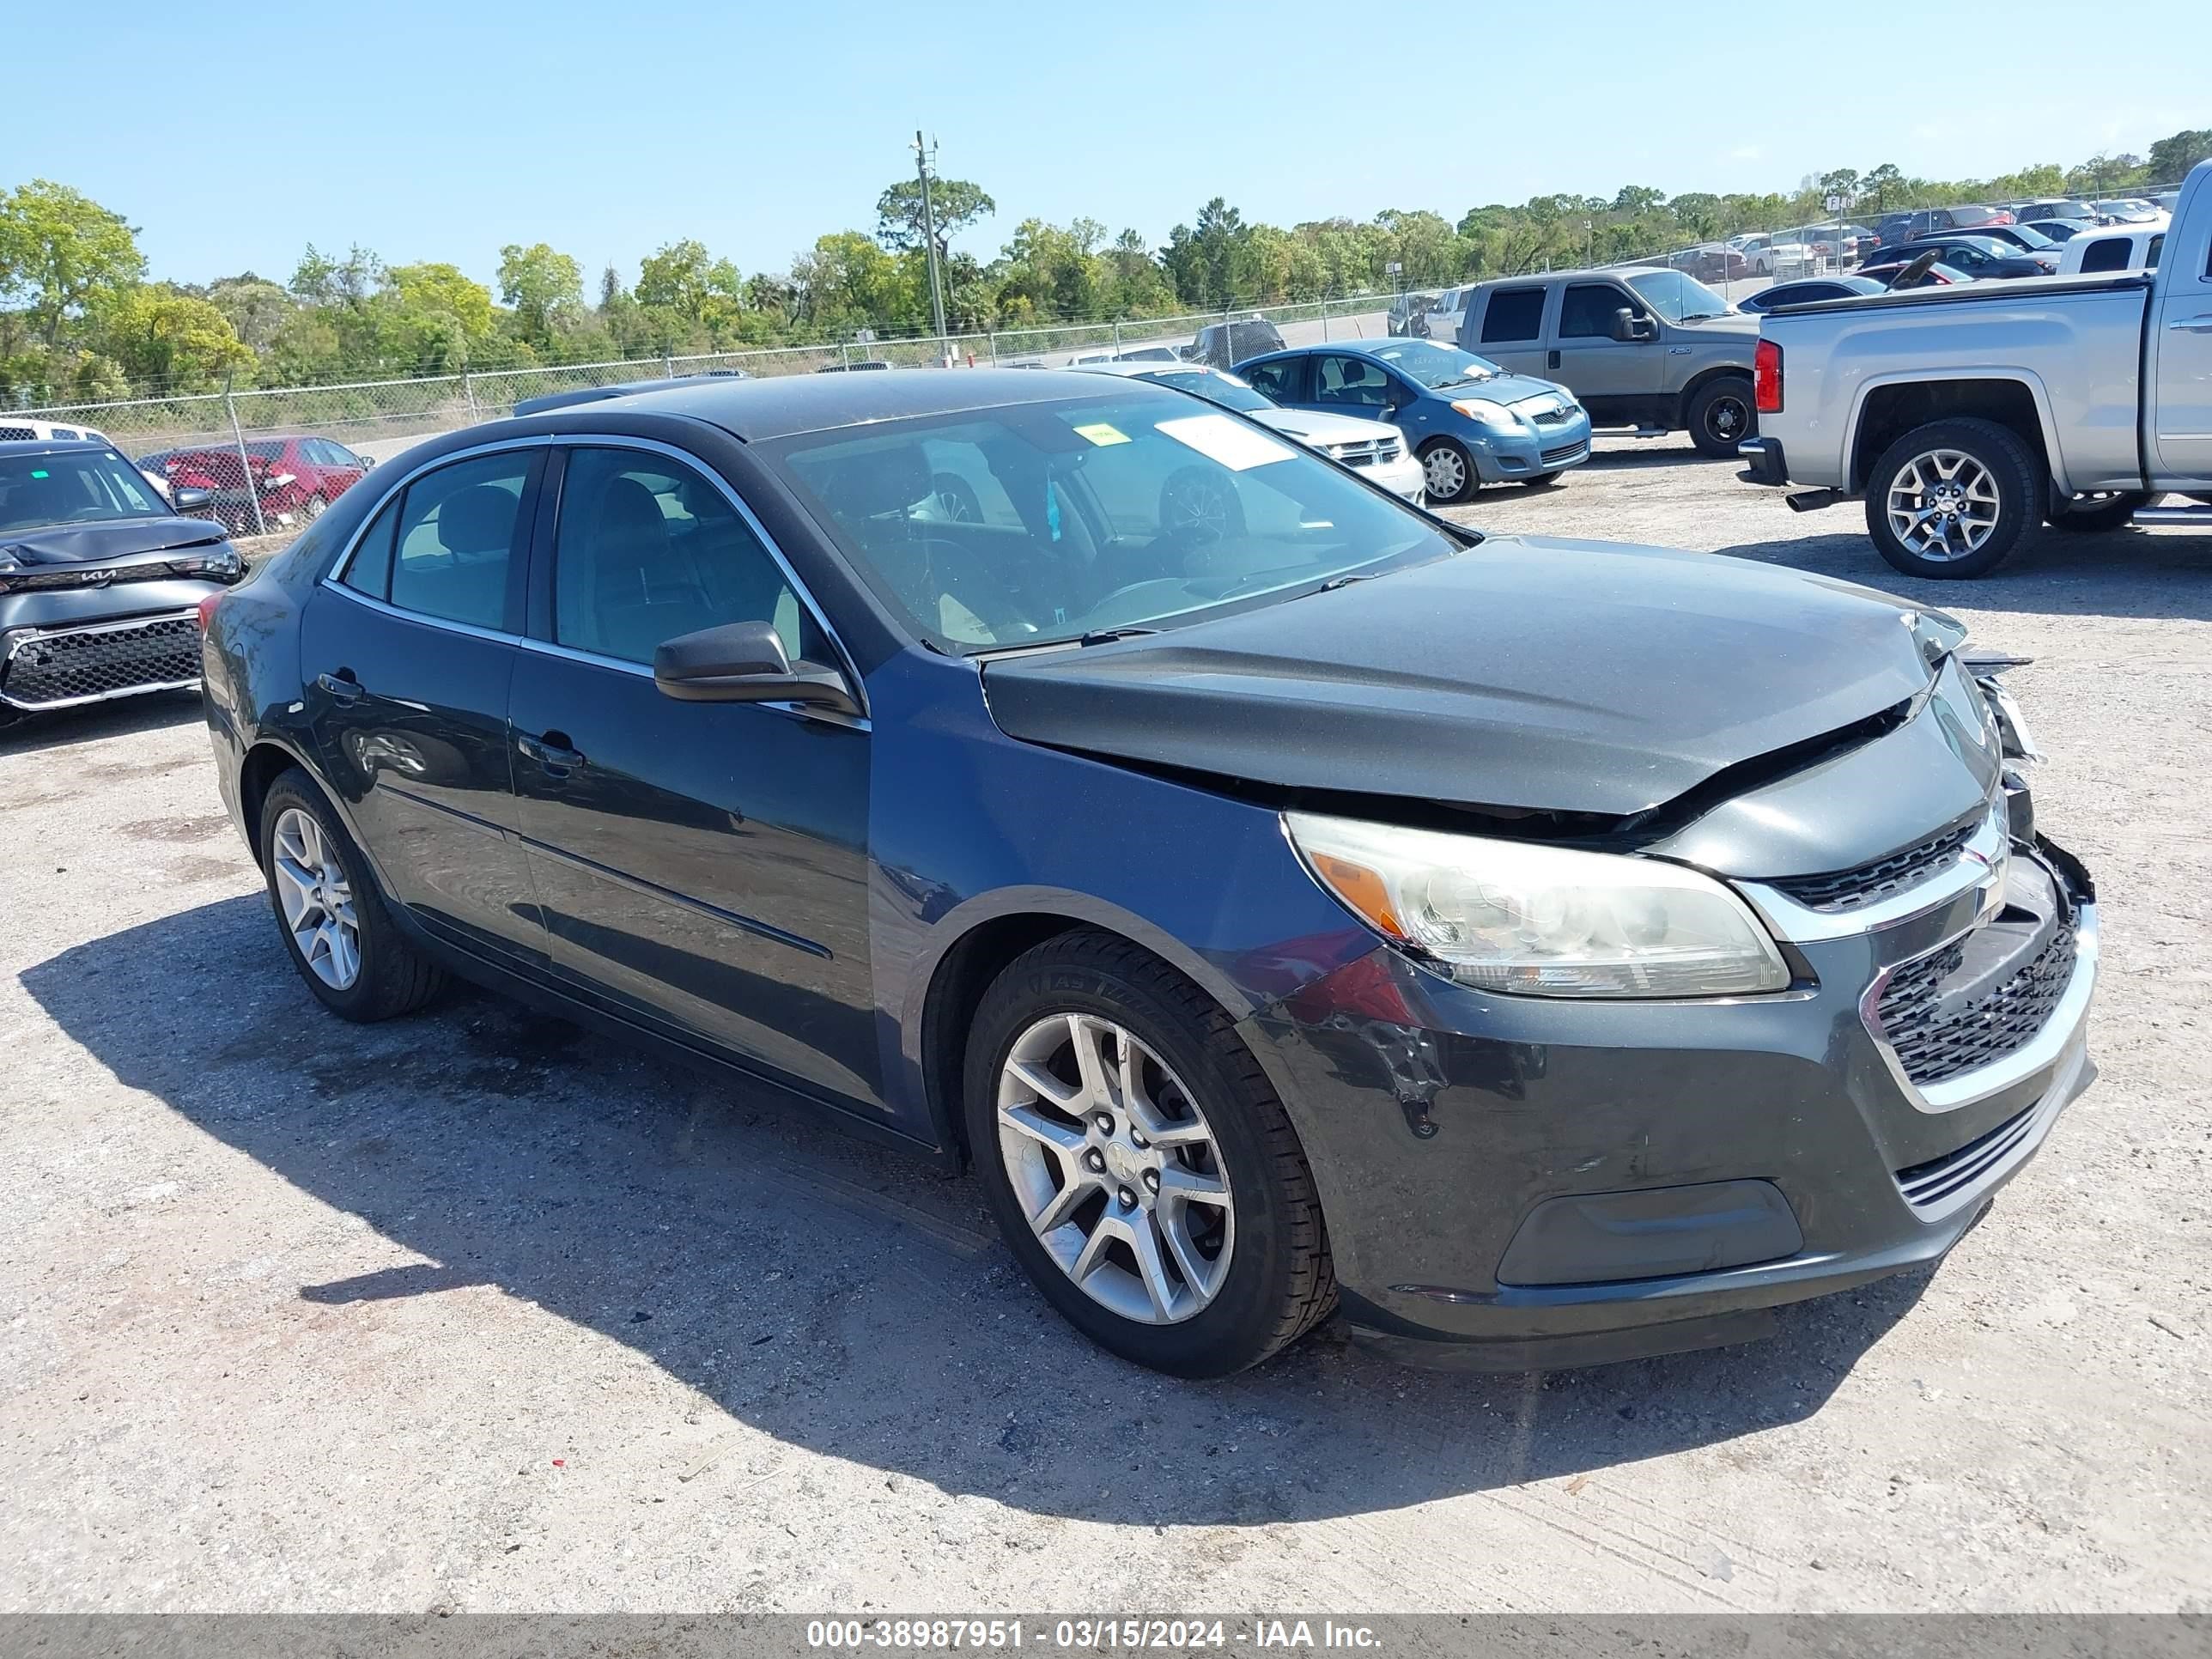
[524,366,1191,442]
[1069,361,1225,379]
[0,437,113,457]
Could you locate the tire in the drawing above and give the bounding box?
[1521,471,1563,489]
[1686,376,1757,458]
[258,769,446,1021]
[1863,417,2045,580]
[2045,490,2147,532]
[963,931,1336,1377]
[301,494,327,521]
[1418,438,1478,503]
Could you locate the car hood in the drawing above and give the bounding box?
[0,517,228,567]
[1674,310,1760,335]
[1251,408,1401,446]
[981,537,1940,819]
[1454,373,1577,409]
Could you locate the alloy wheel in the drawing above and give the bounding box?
[994,1012,1235,1325]
[1422,445,1468,498]
[270,806,361,989]
[1886,448,2002,562]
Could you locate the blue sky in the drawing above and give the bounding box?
[14,0,2207,289]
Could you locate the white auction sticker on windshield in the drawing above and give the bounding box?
[1154,413,1297,471]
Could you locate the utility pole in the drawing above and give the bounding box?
[913,131,949,350]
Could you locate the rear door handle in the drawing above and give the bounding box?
[517,732,586,775]
[2169,316,2212,333]
[315,671,362,704]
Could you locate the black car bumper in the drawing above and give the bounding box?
[1243,837,2097,1370]
[1738,436,1788,486]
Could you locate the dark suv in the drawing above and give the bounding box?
[200,370,2098,1378]
[1874,205,2016,247]
[1189,317,1287,369]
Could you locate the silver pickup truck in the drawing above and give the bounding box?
[1742,157,2212,578]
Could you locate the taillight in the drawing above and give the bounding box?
[1754,338,1783,414]
[195,592,223,633]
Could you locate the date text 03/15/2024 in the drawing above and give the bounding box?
[805,1620,1384,1650]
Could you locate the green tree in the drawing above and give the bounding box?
[94,284,252,390]
[203,276,293,353]
[1863,163,1905,210]
[0,179,146,347]
[289,242,382,306]
[2147,129,2212,182]
[497,242,583,344]
[876,177,995,260]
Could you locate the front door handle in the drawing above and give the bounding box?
[2169,316,2212,333]
[517,732,586,775]
[315,670,362,704]
[1547,349,1560,370]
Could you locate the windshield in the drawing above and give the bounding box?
[2008,224,2058,249]
[767,392,1455,653]
[0,448,167,533]
[1135,369,1275,414]
[1621,268,1730,322]
[1362,340,1500,389]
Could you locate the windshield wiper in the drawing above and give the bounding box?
[1310,573,1372,595]
[1077,626,1160,647]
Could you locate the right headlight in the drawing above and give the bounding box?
[1285,811,1790,999]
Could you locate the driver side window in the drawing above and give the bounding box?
[1315,356,1392,408]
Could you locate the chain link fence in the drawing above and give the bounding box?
[6,294,1397,538]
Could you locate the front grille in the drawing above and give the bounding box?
[1771,817,1980,913]
[1,615,202,708]
[1877,924,2077,1087]
[1326,438,1402,468]
[1528,406,1572,426]
[1893,1104,2039,1212]
[1539,441,1589,467]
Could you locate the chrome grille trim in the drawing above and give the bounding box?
[1736,803,2008,944]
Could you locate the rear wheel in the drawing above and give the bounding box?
[1686,376,1757,458]
[963,931,1336,1377]
[1864,417,2045,580]
[1419,438,1477,503]
[258,769,446,1020]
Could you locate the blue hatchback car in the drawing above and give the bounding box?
[1236,339,1593,503]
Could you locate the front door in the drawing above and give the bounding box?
[506,444,879,1111]
[2151,219,2212,486]
[301,447,547,969]
[1551,281,1662,408]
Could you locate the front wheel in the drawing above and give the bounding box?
[963,931,1336,1377]
[1863,417,2045,580]
[1686,377,1757,458]
[1419,438,1477,503]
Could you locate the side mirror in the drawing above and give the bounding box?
[653,618,860,716]
[173,486,214,511]
[1612,309,1656,343]
[359,456,375,469]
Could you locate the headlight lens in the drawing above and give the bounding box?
[1285,811,1790,999]
[1449,398,1521,428]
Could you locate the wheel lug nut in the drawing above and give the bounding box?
[1142,1170,1160,1193]
[1093,1113,1114,1134]
[1117,1187,1137,1210]
[1085,1149,1106,1174]
[1130,1132,1148,1150]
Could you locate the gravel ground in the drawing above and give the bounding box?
[3,436,2208,1614]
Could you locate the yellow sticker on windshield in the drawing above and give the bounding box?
[1073,422,1132,447]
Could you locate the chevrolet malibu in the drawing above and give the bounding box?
[199,371,2098,1377]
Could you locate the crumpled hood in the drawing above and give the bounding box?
[0,517,228,568]
[981,537,1938,818]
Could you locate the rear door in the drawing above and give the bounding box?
[505,441,880,1109]
[2150,205,2212,484]
[301,446,548,970]
[1471,283,1548,376]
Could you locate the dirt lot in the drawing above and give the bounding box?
[3,437,2208,1614]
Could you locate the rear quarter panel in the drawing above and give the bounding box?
[1759,282,2150,493]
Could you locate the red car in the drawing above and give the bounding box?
[142,435,372,534]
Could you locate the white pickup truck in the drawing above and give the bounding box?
[1741,157,2212,578]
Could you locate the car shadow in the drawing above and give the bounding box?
[1714,522,2212,623]
[0,690,204,756]
[21,896,1933,1527]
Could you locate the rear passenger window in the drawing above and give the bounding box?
[340,500,398,600]
[553,447,823,668]
[386,452,536,630]
[2145,234,2162,270]
[1480,288,1546,343]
